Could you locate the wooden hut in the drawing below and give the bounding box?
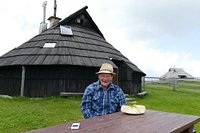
[0,6,146,97]
[160,68,194,82]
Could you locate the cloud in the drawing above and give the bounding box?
[90,0,200,77]
[1,0,200,78]
[113,39,200,77]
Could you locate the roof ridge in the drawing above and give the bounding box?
[51,6,105,39]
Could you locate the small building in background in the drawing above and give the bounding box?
[159,68,195,82]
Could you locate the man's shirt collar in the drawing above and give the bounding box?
[96,80,115,91]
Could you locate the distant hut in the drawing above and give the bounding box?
[0,6,145,97]
[160,68,194,81]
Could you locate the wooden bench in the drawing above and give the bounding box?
[137,91,148,98]
[126,97,135,101]
[0,95,12,99]
[60,92,83,97]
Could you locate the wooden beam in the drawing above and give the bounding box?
[60,92,83,97]
[20,66,25,96]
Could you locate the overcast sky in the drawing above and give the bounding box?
[1,0,200,77]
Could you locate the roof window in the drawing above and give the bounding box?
[43,43,56,48]
[60,25,73,36]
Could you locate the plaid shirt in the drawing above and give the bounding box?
[81,80,126,119]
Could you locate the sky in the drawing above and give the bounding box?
[1,0,200,77]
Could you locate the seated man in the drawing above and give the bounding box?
[81,63,126,119]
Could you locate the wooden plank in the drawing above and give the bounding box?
[60,92,83,96]
[20,66,25,96]
[137,91,148,98]
[25,110,200,133]
[125,97,135,101]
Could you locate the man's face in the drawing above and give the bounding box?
[98,73,113,88]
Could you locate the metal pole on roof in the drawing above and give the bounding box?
[42,1,47,22]
[54,0,57,17]
[39,1,48,33]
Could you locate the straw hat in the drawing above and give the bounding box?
[96,63,116,75]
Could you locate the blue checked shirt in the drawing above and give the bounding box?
[81,80,126,119]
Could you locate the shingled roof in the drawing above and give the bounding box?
[0,6,145,75]
[160,68,194,80]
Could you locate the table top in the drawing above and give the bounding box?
[25,110,200,133]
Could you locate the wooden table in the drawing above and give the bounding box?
[25,110,200,133]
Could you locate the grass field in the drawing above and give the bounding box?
[0,97,83,133]
[0,81,200,132]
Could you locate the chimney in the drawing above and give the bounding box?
[48,16,61,27]
[39,1,48,33]
[48,0,61,27]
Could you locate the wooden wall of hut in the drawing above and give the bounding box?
[24,65,98,97]
[118,67,142,95]
[112,60,143,95]
[0,64,143,97]
[0,66,21,96]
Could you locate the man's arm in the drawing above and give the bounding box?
[81,89,95,119]
[117,88,126,111]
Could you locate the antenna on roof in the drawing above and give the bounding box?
[43,1,47,22]
[39,1,48,33]
[54,0,57,17]
[48,0,61,27]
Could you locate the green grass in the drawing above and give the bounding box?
[0,82,200,132]
[178,81,200,85]
[0,97,83,133]
[134,87,200,115]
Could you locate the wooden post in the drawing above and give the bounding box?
[20,66,26,96]
[172,77,176,91]
[142,77,145,91]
